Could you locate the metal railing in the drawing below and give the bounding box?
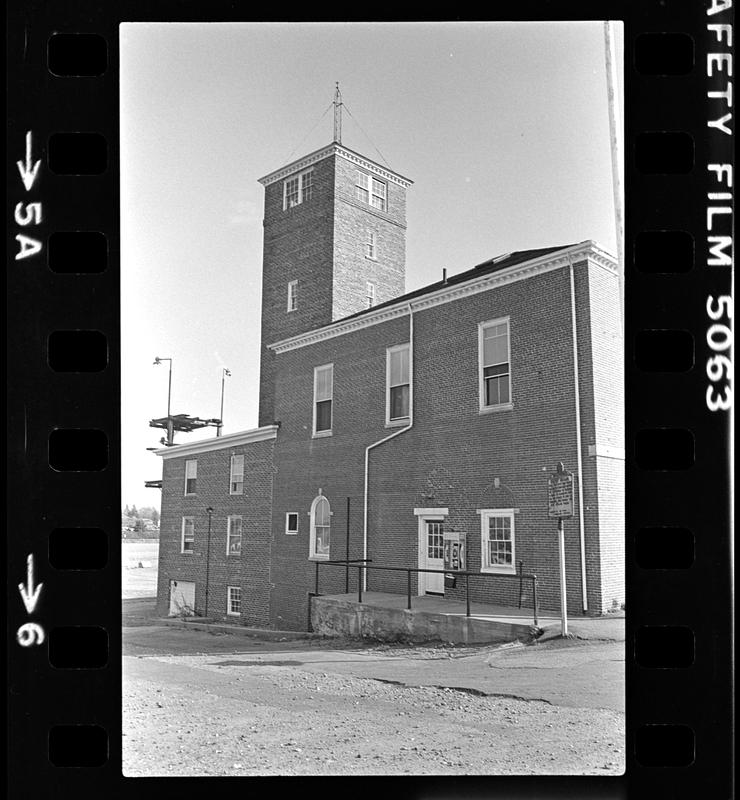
[313,559,539,626]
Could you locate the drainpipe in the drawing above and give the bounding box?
[363,303,415,590]
[569,258,589,613]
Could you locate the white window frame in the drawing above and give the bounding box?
[478,317,513,413]
[229,454,244,495]
[283,168,314,210]
[285,512,299,535]
[365,230,377,260]
[309,495,332,560]
[227,515,243,556]
[184,459,197,495]
[478,509,516,574]
[287,279,298,312]
[312,363,333,438]
[386,343,411,426]
[181,517,194,554]
[356,171,387,212]
[227,585,242,616]
[366,281,376,309]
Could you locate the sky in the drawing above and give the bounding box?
[120,21,623,509]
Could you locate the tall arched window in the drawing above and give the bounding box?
[310,495,331,559]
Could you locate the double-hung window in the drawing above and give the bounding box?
[310,495,331,559]
[365,230,377,259]
[184,460,197,495]
[181,517,194,554]
[313,364,333,436]
[479,510,516,573]
[287,280,298,312]
[479,318,511,411]
[227,586,242,615]
[356,172,386,212]
[227,516,242,556]
[283,169,314,210]
[386,344,410,424]
[366,281,376,309]
[229,455,244,495]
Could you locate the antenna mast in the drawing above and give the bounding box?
[333,82,343,144]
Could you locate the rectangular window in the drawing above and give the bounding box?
[227,586,242,616]
[366,281,376,309]
[229,454,244,495]
[313,363,333,436]
[181,517,194,554]
[479,318,511,411]
[356,172,386,212]
[386,344,410,424]
[285,512,299,534]
[227,516,242,556]
[184,460,197,495]
[287,280,298,312]
[283,169,314,210]
[480,510,516,573]
[365,230,377,259]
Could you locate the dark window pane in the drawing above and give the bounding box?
[390,384,409,419]
[316,400,332,432]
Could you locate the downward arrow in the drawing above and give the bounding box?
[17,131,41,192]
[18,554,43,614]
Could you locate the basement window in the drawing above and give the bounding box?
[227,586,242,616]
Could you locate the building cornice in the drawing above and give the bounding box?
[258,143,413,189]
[155,425,278,459]
[269,241,616,354]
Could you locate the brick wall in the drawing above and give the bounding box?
[156,437,275,627]
[268,260,623,630]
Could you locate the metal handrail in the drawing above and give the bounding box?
[312,558,539,626]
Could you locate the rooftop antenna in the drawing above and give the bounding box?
[333,82,343,144]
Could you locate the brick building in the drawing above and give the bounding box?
[154,140,624,631]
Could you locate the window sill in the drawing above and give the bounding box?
[226,611,241,617]
[479,402,514,415]
[312,430,333,439]
[481,566,516,575]
[285,531,298,536]
[385,417,410,428]
[227,554,242,558]
[309,555,330,562]
[365,255,378,261]
[180,550,194,555]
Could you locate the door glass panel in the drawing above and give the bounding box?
[427,522,444,559]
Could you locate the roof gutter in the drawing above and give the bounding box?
[362,303,415,590]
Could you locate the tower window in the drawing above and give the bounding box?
[184,459,197,495]
[313,364,333,436]
[229,454,244,494]
[287,280,298,312]
[365,230,377,260]
[356,172,386,212]
[366,281,376,309]
[283,169,314,210]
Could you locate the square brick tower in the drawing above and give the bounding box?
[257,142,413,426]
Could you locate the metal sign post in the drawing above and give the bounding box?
[548,462,575,637]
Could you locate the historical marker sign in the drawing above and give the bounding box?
[548,462,574,518]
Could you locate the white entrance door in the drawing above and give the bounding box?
[169,579,195,616]
[418,518,445,595]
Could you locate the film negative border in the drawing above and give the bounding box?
[6,2,734,799]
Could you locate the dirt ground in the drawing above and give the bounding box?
[123,599,625,777]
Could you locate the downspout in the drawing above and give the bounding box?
[363,303,415,590]
[569,257,589,613]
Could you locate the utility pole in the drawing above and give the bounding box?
[217,368,230,437]
[333,82,343,144]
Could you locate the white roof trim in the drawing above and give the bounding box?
[269,241,616,354]
[155,425,278,459]
[258,143,413,188]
